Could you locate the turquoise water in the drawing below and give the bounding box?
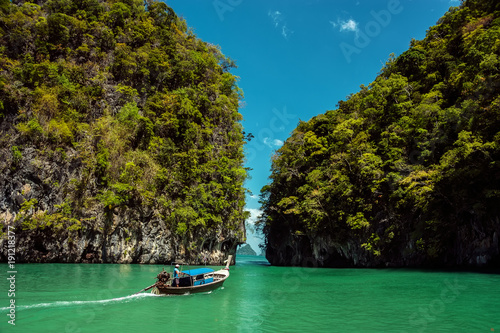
[1,255,499,332]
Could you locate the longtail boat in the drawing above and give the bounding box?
[150,255,232,295]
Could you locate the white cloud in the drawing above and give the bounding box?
[245,208,262,225]
[274,138,284,147]
[330,18,360,34]
[340,19,358,32]
[263,137,284,148]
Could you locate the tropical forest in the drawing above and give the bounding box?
[259,0,500,268]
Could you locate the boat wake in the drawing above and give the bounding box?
[0,293,158,312]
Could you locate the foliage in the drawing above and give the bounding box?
[11,145,22,164]
[0,0,247,244]
[259,0,500,266]
[17,199,82,232]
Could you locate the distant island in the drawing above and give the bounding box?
[236,244,257,256]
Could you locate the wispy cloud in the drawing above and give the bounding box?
[330,18,359,34]
[269,10,282,27]
[269,10,293,39]
[282,26,291,39]
[263,137,284,148]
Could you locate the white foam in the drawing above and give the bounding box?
[0,293,158,312]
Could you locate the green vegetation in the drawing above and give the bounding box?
[259,0,500,266]
[17,199,82,232]
[1,0,247,248]
[11,145,22,164]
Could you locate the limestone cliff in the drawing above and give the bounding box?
[260,0,500,268]
[265,227,500,268]
[0,0,246,264]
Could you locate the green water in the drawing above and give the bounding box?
[1,255,499,332]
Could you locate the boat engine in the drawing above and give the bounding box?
[157,270,170,285]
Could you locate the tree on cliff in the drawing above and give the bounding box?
[258,0,500,268]
[0,0,248,264]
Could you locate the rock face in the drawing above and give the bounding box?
[0,0,246,264]
[266,228,500,268]
[0,139,244,265]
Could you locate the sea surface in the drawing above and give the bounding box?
[0,255,499,332]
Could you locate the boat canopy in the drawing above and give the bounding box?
[182,268,214,276]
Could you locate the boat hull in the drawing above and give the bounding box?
[152,278,226,295]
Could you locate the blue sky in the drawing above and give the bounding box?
[166,0,461,252]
